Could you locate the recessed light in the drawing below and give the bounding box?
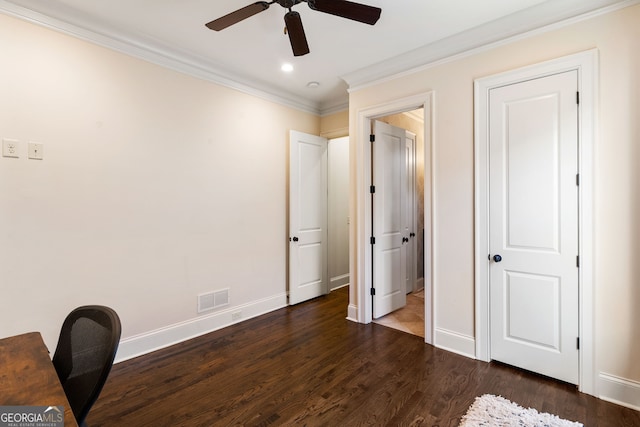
[281,63,294,73]
[306,81,320,88]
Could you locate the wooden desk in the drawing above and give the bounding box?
[0,332,78,427]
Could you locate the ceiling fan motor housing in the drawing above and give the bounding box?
[276,0,303,8]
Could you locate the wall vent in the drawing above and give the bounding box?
[198,288,229,313]
[214,289,229,307]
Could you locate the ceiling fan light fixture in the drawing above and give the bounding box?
[206,0,382,56]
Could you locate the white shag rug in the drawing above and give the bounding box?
[459,394,583,427]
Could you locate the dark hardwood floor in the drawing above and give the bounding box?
[89,288,639,426]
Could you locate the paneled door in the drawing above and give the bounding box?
[372,120,407,318]
[289,130,328,305]
[488,70,579,384]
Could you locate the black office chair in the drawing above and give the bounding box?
[52,305,121,427]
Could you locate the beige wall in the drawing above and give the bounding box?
[320,110,349,139]
[349,3,640,400]
[0,13,320,354]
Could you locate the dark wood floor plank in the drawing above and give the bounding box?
[88,288,640,426]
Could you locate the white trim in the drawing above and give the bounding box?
[403,110,425,124]
[346,304,358,323]
[355,92,435,345]
[424,93,436,346]
[343,0,637,93]
[320,103,349,117]
[0,1,321,115]
[473,49,597,395]
[598,373,640,411]
[329,274,350,291]
[434,328,476,359]
[115,293,287,363]
[3,0,635,116]
[320,127,349,140]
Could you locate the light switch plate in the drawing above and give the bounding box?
[28,142,44,160]
[2,138,19,158]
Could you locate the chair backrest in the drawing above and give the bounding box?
[52,305,121,426]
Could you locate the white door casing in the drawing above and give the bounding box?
[372,120,407,319]
[353,92,434,345]
[289,130,328,305]
[488,70,579,384]
[475,49,597,394]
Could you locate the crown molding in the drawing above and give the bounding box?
[0,0,322,115]
[342,0,639,92]
[5,0,635,116]
[402,110,424,124]
[319,101,349,117]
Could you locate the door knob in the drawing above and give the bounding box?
[402,237,409,243]
[292,237,299,242]
[493,254,502,262]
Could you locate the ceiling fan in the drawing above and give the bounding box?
[206,0,382,57]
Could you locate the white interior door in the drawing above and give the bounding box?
[372,120,407,318]
[488,70,579,384]
[289,130,328,305]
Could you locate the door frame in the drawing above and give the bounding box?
[354,92,434,344]
[474,49,597,394]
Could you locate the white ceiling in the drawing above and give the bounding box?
[0,0,631,114]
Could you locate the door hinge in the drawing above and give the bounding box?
[577,337,580,350]
[576,255,580,267]
[576,91,580,104]
[576,174,580,186]
[370,287,376,296]
[370,185,376,194]
[370,237,376,245]
[370,134,375,143]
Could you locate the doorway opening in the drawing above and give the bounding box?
[328,136,350,293]
[288,132,350,306]
[353,92,434,344]
[372,109,425,338]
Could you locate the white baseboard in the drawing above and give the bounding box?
[347,304,358,322]
[115,295,640,413]
[434,327,476,359]
[598,372,640,411]
[330,274,350,291]
[115,293,287,363]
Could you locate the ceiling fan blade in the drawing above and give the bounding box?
[307,0,381,25]
[284,11,310,57]
[206,1,271,31]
